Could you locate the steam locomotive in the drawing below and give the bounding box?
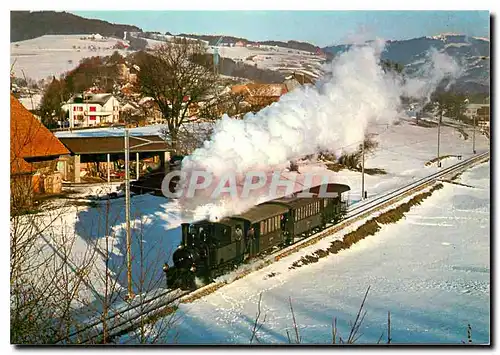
[164,183,351,290]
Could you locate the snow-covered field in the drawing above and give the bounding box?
[15,114,489,326]
[10,35,128,81]
[10,34,325,82]
[207,45,325,76]
[125,160,489,344]
[17,94,43,110]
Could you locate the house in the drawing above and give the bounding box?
[120,82,139,98]
[235,41,246,47]
[286,72,316,86]
[120,101,145,126]
[62,93,121,128]
[231,83,288,109]
[138,97,165,125]
[11,95,70,210]
[465,103,490,128]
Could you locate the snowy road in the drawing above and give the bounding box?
[134,161,490,344]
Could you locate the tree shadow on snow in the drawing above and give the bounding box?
[75,194,183,298]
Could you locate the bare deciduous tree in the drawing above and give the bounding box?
[134,41,221,154]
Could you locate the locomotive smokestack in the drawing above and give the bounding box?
[181,223,190,246]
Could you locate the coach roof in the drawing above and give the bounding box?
[231,204,289,224]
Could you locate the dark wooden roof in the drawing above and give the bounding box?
[265,197,318,209]
[231,204,289,224]
[264,183,350,209]
[59,135,169,155]
[307,183,351,195]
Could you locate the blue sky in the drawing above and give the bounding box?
[71,10,489,47]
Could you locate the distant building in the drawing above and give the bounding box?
[231,83,288,109]
[137,97,165,125]
[62,93,121,128]
[465,103,490,128]
[235,41,246,47]
[92,33,104,40]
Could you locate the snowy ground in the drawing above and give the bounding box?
[10,34,325,82]
[125,160,489,344]
[16,116,489,322]
[207,45,325,77]
[17,94,43,110]
[10,35,128,81]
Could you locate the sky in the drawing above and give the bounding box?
[70,10,490,47]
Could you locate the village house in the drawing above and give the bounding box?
[62,93,121,128]
[465,103,490,129]
[11,95,70,211]
[231,83,288,109]
[138,97,165,125]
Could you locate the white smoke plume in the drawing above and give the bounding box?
[402,47,463,104]
[177,39,462,221]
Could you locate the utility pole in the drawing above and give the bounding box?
[123,132,159,300]
[361,139,365,200]
[124,127,133,300]
[437,110,442,168]
[472,114,477,154]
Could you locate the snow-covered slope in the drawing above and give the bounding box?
[10,34,128,81]
[127,160,490,344]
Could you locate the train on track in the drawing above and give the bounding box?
[165,183,351,290]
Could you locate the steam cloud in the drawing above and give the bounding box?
[178,39,462,221]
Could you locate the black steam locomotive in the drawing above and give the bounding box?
[164,183,350,290]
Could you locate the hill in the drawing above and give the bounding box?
[176,33,322,54]
[10,11,142,42]
[323,34,491,94]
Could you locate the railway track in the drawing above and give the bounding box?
[59,151,489,344]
